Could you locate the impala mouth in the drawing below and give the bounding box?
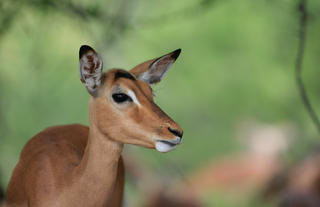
[155,137,182,153]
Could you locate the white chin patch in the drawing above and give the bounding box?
[155,141,177,153]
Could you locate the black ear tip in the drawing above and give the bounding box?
[171,48,181,60]
[79,45,94,59]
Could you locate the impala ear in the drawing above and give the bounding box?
[130,49,181,85]
[79,45,103,96]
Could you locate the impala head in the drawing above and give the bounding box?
[79,45,183,152]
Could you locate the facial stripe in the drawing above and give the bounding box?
[127,90,141,107]
[114,71,136,81]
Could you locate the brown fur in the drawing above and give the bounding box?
[6,124,125,207]
[5,47,182,207]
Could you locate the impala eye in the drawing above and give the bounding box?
[112,93,132,103]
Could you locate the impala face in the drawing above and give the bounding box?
[79,45,183,152]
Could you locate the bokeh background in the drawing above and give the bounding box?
[1,0,320,206]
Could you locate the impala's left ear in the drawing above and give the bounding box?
[130,49,181,85]
[79,45,103,96]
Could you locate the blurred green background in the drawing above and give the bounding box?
[1,0,320,206]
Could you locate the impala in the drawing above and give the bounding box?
[4,45,183,207]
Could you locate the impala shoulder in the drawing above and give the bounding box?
[43,124,89,134]
[21,124,89,158]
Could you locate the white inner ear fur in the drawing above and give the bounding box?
[79,51,103,93]
[127,90,141,107]
[138,57,174,84]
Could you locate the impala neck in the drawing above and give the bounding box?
[70,100,123,205]
[78,122,123,181]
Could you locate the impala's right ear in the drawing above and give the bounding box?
[130,49,181,85]
[79,45,103,96]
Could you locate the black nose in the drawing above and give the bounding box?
[168,127,183,138]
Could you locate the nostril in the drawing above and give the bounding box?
[168,127,183,138]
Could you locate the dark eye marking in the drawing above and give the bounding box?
[114,71,136,81]
[112,93,132,103]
